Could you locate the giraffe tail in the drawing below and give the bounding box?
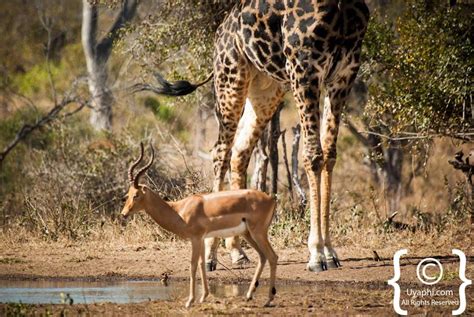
[129,72,213,97]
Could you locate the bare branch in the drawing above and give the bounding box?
[0,78,89,166]
[344,119,370,147]
[354,129,474,142]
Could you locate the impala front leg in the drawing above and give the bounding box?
[186,239,201,308]
[198,239,209,303]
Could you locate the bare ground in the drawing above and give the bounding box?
[0,240,472,316]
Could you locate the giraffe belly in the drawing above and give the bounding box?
[204,221,247,238]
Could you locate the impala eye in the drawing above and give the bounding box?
[121,196,128,203]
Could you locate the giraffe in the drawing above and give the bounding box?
[148,0,370,272]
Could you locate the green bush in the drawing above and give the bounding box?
[12,62,61,96]
[362,1,472,135]
[143,96,175,122]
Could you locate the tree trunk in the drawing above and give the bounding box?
[81,0,138,131]
[251,129,269,192]
[383,141,403,214]
[87,62,114,131]
[269,104,283,195]
[291,124,307,214]
[281,129,293,197]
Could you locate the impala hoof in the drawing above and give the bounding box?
[307,261,328,272]
[205,261,217,272]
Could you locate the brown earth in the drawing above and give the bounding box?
[0,241,472,316]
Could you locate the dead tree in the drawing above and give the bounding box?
[268,103,283,195]
[251,128,269,192]
[291,124,307,214]
[281,129,293,197]
[449,150,474,224]
[81,0,138,131]
[344,78,423,216]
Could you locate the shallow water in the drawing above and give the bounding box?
[0,279,250,304]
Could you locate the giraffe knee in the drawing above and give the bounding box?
[324,151,337,171]
[303,152,324,173]
[230,147,252,175]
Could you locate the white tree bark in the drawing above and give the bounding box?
[251,130,269,192]
[81,0,137,131]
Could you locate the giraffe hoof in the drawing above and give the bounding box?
[206,261,217,272]
[231,254,250,269]
[326,257,341,269]
[307,261,328,272]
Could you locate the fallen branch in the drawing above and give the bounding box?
[349,127,473,142]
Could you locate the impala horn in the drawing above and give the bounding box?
[128,142,144,183]
[133,143,155,188]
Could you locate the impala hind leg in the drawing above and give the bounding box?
[242,232,266,301]
[251,232,278,307]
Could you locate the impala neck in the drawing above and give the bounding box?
[143,189,189,239]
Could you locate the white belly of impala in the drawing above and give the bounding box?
[204,221,247,238]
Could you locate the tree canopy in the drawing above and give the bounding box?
[361,0,473,139]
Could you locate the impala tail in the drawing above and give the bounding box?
[130,72,213,97]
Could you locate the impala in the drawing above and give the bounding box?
[121,143,279,308]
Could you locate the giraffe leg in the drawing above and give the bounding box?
[320,93,341,269]
[226,74,283,266]
[287,60,327,272]
[205,49,250,271]
[321,59,361,269]
[230,75,284,189]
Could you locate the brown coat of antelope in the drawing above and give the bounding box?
[121,143,278,308]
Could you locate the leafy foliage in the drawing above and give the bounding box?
[362,1,473,137]
[116,0,234,80]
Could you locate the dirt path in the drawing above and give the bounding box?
[0,241,472,315]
